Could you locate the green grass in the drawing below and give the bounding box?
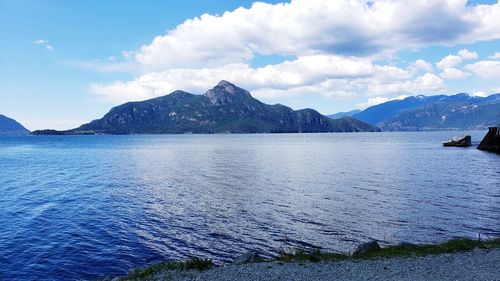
[275,238,500,263]
[353,238,500,260]
[120,257,213,281]
[114,238,499,280]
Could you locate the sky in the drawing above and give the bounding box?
[1,0,500,130]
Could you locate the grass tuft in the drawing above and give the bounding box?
[122,257,213,280]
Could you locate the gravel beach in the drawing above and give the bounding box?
[154,248,500,281]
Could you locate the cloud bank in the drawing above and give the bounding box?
[89,0,500,107]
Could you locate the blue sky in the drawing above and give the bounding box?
[1,0,499,130]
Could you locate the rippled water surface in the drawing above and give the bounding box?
[0,132,499,280]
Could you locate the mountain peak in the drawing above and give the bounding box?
[214,80,239,95]
[204,80,252,105]
[453,93,470,98]
[217,80,235,87]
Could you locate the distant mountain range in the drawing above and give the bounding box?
[329,93,500,131]
[0,114,30,136]
[327,109,361,119]
[33,81,379,135]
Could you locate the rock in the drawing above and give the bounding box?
[477,127,500,153]
[232,251,262,265]
[353,241,381,256]
[443,135,471,147]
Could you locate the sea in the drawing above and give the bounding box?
[0,131,498,280]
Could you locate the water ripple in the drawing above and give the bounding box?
[0,132,498,280]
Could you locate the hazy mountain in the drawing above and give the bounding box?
[380,97,500,131]
[349,93,500,130]
[32,81,379,135]
[0,114,30,136]
[352,95,447,125]
[327,109,361,119]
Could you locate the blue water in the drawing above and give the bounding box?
[0,132,499,280]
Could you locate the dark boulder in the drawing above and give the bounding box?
[443,135,471,147]
[477,127,500,154]
[353,241,381,256]
[232,251,262,265]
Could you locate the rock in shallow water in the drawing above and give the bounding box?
[353,241,381,256]
[477,127,500,153]
[232,252,262,265]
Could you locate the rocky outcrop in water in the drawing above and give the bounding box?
[443,135,471,147]
[477,127,500,153]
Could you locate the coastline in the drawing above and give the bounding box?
[103,238,500,281]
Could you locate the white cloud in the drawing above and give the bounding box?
[464,60,500,78]
[91,54,447,104]
[435,49,477,80]
[440,67,469,79]
[91,55,375,102]
[413,59,432,72]
[489,52,500,59]
[85,0,499,107]
[34,39,48,44]
[356,97,392,109]
[363,73,446,97]
[133,0,500,70]
[356,95,410,109]
[472,91,487,97]
[436,55,462,69]
[413,73,447,92]
[458,49,478,60]
[436,49,477,78]
[32,38,53,51]
[372,65,412,81]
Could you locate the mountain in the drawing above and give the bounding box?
[0,114,30,136]
[32,81,379,135]
[327,109,361,119]
[380,97,500,131]
[349,93,500,130]
[352,95,446,125]
[331,116,380,132]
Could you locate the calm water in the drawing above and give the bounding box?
[0,132,499,280]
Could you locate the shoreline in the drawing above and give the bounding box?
[103,238,500,281]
